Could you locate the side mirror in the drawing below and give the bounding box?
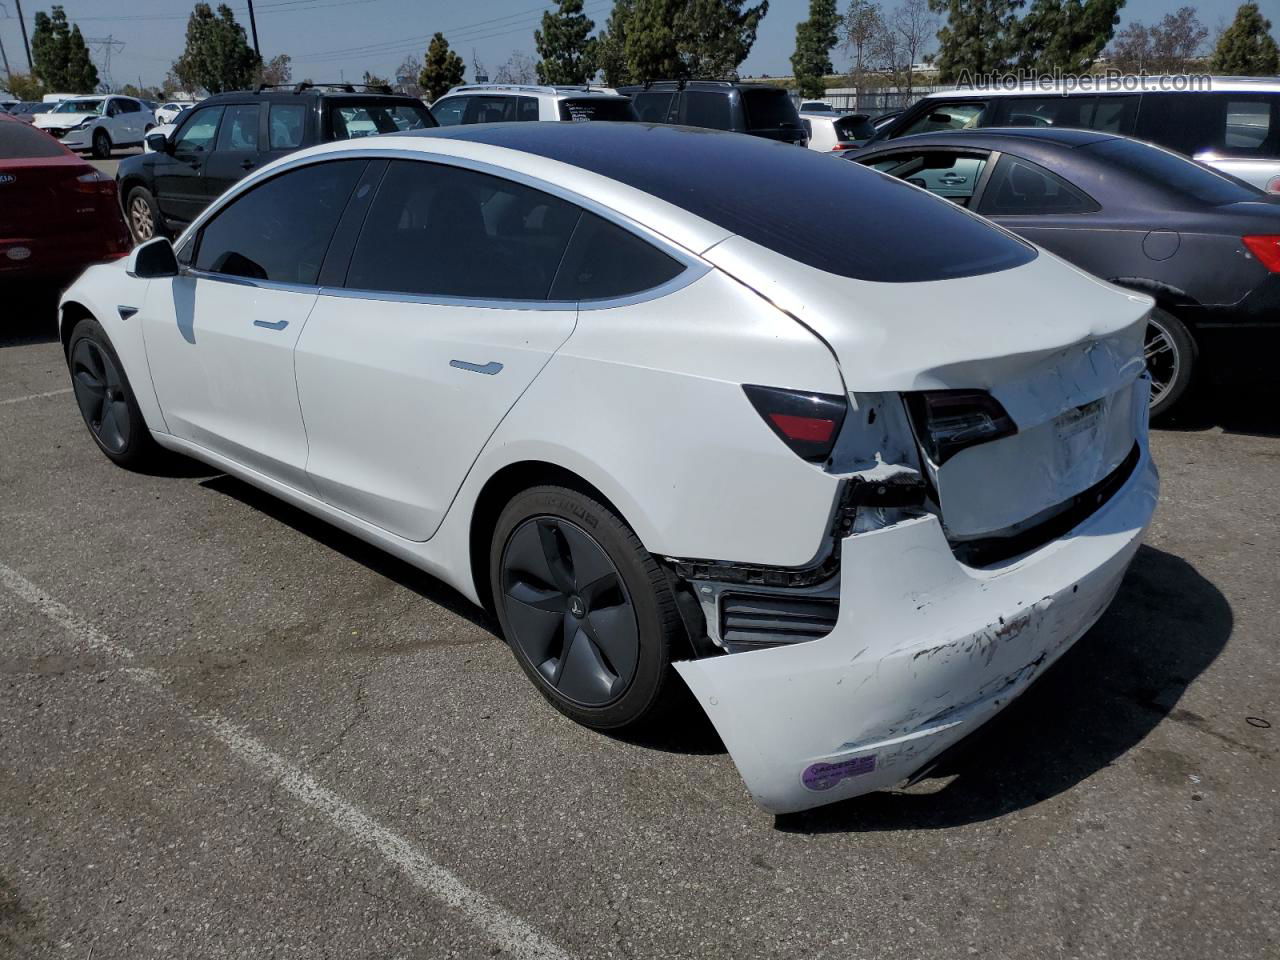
[146,131,172,154]
[127,237,179,279]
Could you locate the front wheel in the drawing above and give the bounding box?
[67,317,159,469]
[91,128,111,160]
[125,185,163,244]
[490,486,686,731]
[1146,307,1197,418]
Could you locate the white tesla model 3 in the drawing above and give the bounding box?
[59,123,1158,813]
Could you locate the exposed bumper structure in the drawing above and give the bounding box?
[676,442,1159,814]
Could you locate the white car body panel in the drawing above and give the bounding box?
[34,95,149,151]
[60,132,1160,813]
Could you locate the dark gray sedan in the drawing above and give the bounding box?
[852,127,1280,416]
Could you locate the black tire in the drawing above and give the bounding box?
[125,185,163,244]
[67,317,160,469]
[91,128,111,160]
[490,485,686,731]
[1146,307,1197,419]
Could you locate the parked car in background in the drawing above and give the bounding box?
[867,77,1280,192]
[155,100,196,125]
[116,83,436,243]
[430,84,637,125]
[0,98,18,113]
[32,94,154,159]
[799,100,835,113]
[618,80,808,145]
[854,127,1280,415]
[0,115,130,285]
[801,112,876,151]
[61,121,1156,814]
[5,101,53,122]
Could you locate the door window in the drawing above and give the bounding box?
[548,212,683,300]
[518,97,540,121]
[344,159,583,300]
[194,159,366,285]
[631,90,675,123]
[868,151,989,207]
[682,91,732,130]
[1132,93,1280,158]
[1225,99,1273,151]
[896,101,988,137]
[430,96,467,126]
[464,96,519,124]
[268,103,307,149]
[216,104,261,151]
[173,106,224,155]
[329,102,434,139]
[1088,96,1138,133]
[116,98,142,114]
[978,156,1098,216]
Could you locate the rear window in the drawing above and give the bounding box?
[834,115,875,142]
[741,88,800,131]
[558,98,637,122]
[1084,137,1260,206]
[0,120,67,158]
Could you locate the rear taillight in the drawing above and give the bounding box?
[75,169,116,198]
[743,384,847,463]
[906,390,1016,465]
[1242,235,1280,273]
[1265,176,1280,195]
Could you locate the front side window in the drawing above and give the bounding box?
[978,156,1098,216]
[344,159,584,300]
[549,212,683,300]
[430,96,467,126]
[194,159,366,285]
[216,104,261,151]
[896,100,987,137]
[173,106,224,155]
[869,151,990,208]
[269,103,307,149]
[329,102,434,139]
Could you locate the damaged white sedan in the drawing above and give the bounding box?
[58,122,1158,813]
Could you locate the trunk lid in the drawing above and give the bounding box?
[0,156,105,239]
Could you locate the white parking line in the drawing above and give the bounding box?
[0,388,74,406]
[0,561,573,960]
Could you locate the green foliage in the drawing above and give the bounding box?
[31,5,99,93]
[362,70,390,88]
[535,0,598,84]
[595,0,637,85]
[5,72,46,101]
[791,0,840,98]
[119,82,165,100]
[1209,2,1279,75]
[927,0,1020,81]
[624,0,769,80]
[420,33,465,102]
[1014,0,1123,72]
[172,3,262,95]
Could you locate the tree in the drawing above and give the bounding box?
[171,3,262,95]
[1209,2,1279,74]
[1148,6,1208,71]
[928,0,1021,81]
[625,0,769,80]
[595,0,637,85]
[494,51,537,85]
[5,72,45,100]
[791,0,840,98]
[362,70,390,88]
[419,32,465,102]
[1105,20,1151,72]
[395,54,424,97]
[535,0,598,84]
[843,0,884,90]
[1014,0,1122,72]
[257,53,292,88]
[119,82,164,99]
[875,0,938,98]
[31,5,99,93]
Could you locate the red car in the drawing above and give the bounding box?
[0,114,131,284]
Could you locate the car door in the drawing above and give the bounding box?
[154,104,224,224]
[116,98,147,143]
[141,158,367,489]
[201,102,264,201]
[294,158,582,541]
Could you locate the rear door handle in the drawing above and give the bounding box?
[240,159,257,170]
[253,319,289,330]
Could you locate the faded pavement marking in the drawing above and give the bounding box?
[0,561,573,960]
[0,388,74,406]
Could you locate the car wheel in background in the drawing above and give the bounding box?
[91,128,111,160]
[490,485,686,731]
[1146,307,1196,418]
[125,186,162,244]
[67,317,158,469]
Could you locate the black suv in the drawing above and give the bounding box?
[117,83,437,243]
[617,80,807,146]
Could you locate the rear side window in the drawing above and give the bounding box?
[216,104,260,151]
[329,102,434,139]
[1083,137,1259,206]
[682,91,732,130]
[549,212,683,300]
[269,103,307,149]
[558,98,637,122]
[344,159,583,300]
[978,156,1098,216]
[1136,93,1280,159]
[0,120,66,158]
[741,88,799,131]
[195,159,365,284]
[465,96,520,124]
[897,100,987,137]
[519,97,540,121]
[631,90,675,123]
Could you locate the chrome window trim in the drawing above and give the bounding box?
[175,146,710,309]
[181,266,321,296]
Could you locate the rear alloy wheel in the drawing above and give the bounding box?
[1145,307,1196,418]
[490,486,685,730]
[126,186,161,243]
[91,128,111,160]
[68,317,158,468]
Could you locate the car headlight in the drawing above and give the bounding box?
[70,119,93,131]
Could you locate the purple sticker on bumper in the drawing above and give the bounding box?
[802,755,877,791]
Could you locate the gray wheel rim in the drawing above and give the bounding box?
[70,338,131,454]
[1145,316,1180,409]
[500,517,639,707]
[129,195,154,241]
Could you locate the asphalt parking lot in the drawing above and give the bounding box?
[1,300,1277,959]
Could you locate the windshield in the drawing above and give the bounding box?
[54,98,103,115]
[741,88,800,131]
[1084,137,1260,206]
[557,98,638,122]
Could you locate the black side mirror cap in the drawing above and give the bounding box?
[127,237,179,279]
[145,131,172,153]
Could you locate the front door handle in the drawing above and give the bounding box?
[240,159,256,170]
[450,359,503,375]
[253,319,289,331]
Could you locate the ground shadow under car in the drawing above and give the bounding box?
[775,544,1233,833]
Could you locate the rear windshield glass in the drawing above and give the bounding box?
[0,120,67,158]
[741,88,800,131]
[834,115,875,141]
[1084,137,1260,206]
[558,98,638,122]
[431,123,1037,283]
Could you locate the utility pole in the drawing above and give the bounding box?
[245,0,260,56]
[0,4,11,86]
[12,0,30,70]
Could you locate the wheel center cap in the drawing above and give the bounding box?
[568,595,585,618]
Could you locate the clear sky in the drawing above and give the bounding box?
[0,0,1272,92]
